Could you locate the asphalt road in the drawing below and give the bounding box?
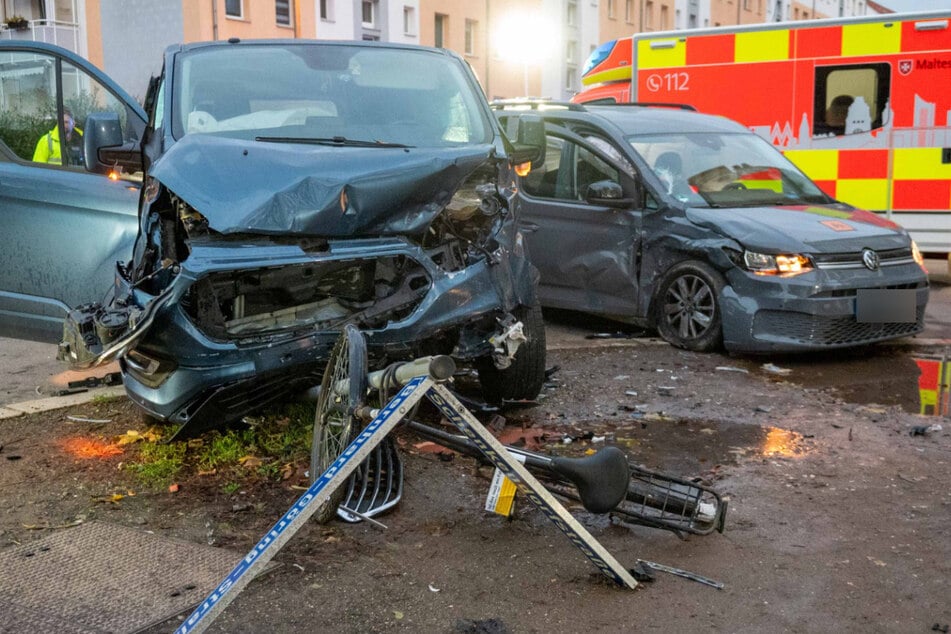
[1,259,949,407]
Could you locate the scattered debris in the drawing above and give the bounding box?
[66,372,122,390]
[168,483,180,493]
[428,584,441,593]
[543,365,561,380]
[761,363,792,376]
[657,386,676,396]
[585,331,639,339]
[636,559,724,589]
[65,416,113,424]
[755,406,773,413]
[629,561,656,582]
[715,366,749,374]
[932,623,949,633]
[487,414,507,433]
[910,424,943,437]
[624,390,638,397]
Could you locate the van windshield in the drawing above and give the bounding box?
[172,43,491,147]
[628,132,831,208]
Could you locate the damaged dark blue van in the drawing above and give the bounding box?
[0,40,548,435]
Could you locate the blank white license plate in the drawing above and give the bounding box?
[855,289,916,323]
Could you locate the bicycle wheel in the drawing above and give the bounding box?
[310,324,368,523]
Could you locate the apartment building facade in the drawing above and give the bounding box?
[1,0,871,103]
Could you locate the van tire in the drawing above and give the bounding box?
[477,303,547,404]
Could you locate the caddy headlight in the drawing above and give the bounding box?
[911,240,926,271]
[743,251,813,277]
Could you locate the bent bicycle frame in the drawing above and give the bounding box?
[178,369,636,634]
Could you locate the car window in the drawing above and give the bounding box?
[522,134,620,202]
[0,50,63,164]
[0,50,142,179]
[629,132,828,207]
[172,43,491,147]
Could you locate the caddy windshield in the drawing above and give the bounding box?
[629,132,830,208]
[172,43,491,147]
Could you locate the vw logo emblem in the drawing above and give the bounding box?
[862,248,880,271]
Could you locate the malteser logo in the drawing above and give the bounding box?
[898,60,913,76]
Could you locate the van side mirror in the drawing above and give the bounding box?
[83,112,142,175]
[508,114,546,170]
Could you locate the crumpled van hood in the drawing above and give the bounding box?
[685,204,908,253]
[150,134,497,236]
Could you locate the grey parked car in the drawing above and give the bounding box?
[0,40,549,435]
[494,102,929,353]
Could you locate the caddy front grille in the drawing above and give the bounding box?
[752,307,925,346]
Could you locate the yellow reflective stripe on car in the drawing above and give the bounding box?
[734,29,790,63]
[841,22,901,57]
[836,178,890,210]
[637,38,686,69]
[784,149,839,182]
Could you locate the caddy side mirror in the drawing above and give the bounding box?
[585,179,635,208]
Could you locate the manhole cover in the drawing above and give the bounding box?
[0,521,275,633]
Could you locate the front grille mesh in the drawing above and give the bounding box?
[753,307,925,346]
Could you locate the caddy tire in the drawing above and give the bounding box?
[654,261,725,352]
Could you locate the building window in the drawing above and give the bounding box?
[403,6,415,35]
[435,14,447,48]
[276,0,292,25]
[225,0,242,18]
[566,40,577,64]
[464,19,476,55]
[660,5,668,29]
[566,66,578,92]
[567,0,577,26]
[362,1,376,27]
[645,1,653,29]
[625,0,633,23]
[607,0,616,19]
[320,0,332,21]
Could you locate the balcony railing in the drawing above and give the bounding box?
[0,19,80,54]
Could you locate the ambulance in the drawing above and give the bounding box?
[573,11,951,259]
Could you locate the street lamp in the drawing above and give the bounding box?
[493,11,556,97]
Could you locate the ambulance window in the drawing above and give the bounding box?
[813,63,890,137]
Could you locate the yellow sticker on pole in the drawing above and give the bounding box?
[485,453,527,517]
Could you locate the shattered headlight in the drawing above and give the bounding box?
[743,251,813,277]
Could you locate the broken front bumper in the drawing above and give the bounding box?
[61,235,537,436]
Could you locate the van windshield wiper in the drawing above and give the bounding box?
[255,135,413,149]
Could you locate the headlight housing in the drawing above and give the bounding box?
[911,240,926,271]
[743,251,813,277]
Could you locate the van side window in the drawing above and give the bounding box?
[813,63,890,137]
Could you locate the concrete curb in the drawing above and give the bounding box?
[0,386,126,420]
